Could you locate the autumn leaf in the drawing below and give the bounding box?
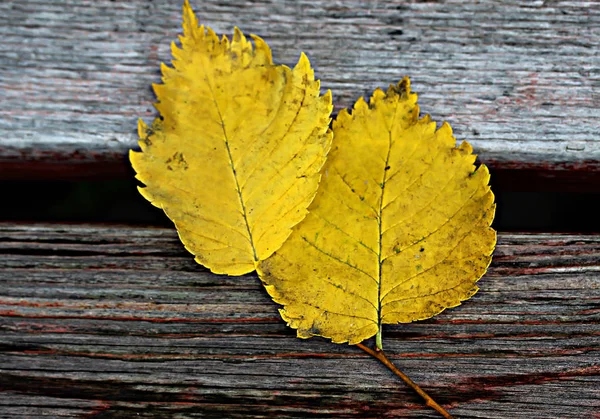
[259,77,496,347]
[130,0,333,275]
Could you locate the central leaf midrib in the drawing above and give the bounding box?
[223,135,259,262]
[376,129,393,347]
[203,71,258,263]
[376,97,401,349]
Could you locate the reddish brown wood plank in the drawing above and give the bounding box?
[0,224,598,418]
[1,0,599,180]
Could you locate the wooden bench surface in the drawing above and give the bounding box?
[1,0,599,178]
[1,224,599,418]
[1,1,600,417]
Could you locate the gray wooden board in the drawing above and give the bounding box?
[1,0,599,170]
[0,224,599,418]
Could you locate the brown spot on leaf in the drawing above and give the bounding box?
[165,152,188,171]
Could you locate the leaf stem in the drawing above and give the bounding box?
[356,342,454,419]
[376,327,383,350]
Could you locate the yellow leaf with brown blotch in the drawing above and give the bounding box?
[259,77,496,347]
[130,0,332,275]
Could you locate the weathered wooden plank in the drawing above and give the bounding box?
[0,224,598,418]
[1,0,599,177]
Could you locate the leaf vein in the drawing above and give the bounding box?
[252,187,316,244]
[177,227,249,253]
[319,275,378,311]
[383,186,483,262]
[382,144,446,211]
[375,92,402,341]
[311,211,378,256]
[381,211,488,303]
[167,206,250,245]
[382,282,471,317]
[382,167,476,237]
[301,236,378,284]
[198,53,258,261]
[289,303,377,324]
[232,76,288,166]
[239,76,308,192]
[245,144,323,205]
[333,168,379,216]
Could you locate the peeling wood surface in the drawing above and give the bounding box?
[1,0,600,175]
[0,224,598,418]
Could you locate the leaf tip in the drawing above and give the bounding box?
[206,25,219,43]
[295,51,312,74]
[370,87,386,104]
[437,121,454,139]
[128,148,140,168]
[136,184,152,203]
[249,34,273,64]
[354,96,369,111]
[182,0,192,15]
[459,140,474,153]
[220,33,230,48]
[233,26,245,43]
[277,307,294,325]
[299,50,309,62]
[387,76,416,102]
[181,0,199,38]
[477,162,491,177]
[397,76,412,95]
[333,108,352,129]
[323,89,333,105]
[137,118,148,138]
[420,112,431,124]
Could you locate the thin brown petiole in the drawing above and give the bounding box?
[356,342,454,419]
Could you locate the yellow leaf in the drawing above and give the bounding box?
[130,1,333,275]
[259,77,496,346]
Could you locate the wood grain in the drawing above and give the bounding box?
[0,223,598,418]
[1,0,599,177]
